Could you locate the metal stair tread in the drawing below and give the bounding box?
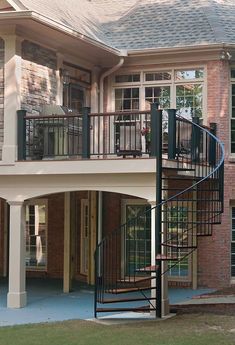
[161,243,196,249]
[117,276,153,283]
[156,254,178,261]
[97,296,156,304]
[135,265,159,272]
[105,286,151,294]
[96,306,153,313]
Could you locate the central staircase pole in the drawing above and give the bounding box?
[151,103,162,318]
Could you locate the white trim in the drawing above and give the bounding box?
[121,198,149,277]
[0,11,122,56]
[6,0,27,11]
[110,65,206,119]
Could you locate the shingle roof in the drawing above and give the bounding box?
[15,0,110,45]
[10,0,235,51]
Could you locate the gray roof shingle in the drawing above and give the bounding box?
[11,0,235,50]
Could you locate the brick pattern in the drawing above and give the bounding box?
[21,40,57,115]
[0,199,5,276]
[0,39,4,160]
[197,60,231,288]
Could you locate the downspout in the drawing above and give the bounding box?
[99,55,125,112]
[98,55,125,245]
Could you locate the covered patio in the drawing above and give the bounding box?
[0,278,213,326]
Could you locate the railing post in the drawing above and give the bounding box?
[191,116,200,162]
[152,102,163,318]
[17,110,26,160]
[168,109,176,159]
[209,122,217,166]
[150,103,158,157]
[82,107,91,159]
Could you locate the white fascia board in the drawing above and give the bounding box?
[0,10,122,56]
[126,43,234,57]
[5,0,27,11]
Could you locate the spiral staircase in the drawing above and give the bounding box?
[94,107,224,318]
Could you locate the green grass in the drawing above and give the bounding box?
[0,313,235,345]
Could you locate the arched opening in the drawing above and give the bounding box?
[0,190,150,309]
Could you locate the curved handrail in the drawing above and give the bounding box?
[94,111,224,316]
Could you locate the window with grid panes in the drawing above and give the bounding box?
[167,206,189,278]
[113,69,204,118]
[125,204,151,275]
[115,87,139,111]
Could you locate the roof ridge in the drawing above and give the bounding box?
[199,0,227,43]
[7,0,28,11]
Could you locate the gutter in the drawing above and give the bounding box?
[127,43,235,57]
[99,55,126,112]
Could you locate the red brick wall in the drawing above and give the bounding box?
[0,199,5,276]
[0,38,4,160]
[197,60,231,288]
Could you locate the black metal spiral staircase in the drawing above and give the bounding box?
[94,105,224,318]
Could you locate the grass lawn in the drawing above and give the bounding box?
[0,313,235,345]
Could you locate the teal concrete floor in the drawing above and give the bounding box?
[0,278,213,326]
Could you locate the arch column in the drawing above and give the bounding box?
[7,200,27,308]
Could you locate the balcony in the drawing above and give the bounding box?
[17,106,217,169]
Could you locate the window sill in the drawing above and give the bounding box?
[26,267,47,271]
[228,156,235,163]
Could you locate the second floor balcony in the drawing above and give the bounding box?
[18,105,209,165]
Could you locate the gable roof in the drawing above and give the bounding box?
[4,0,235,51]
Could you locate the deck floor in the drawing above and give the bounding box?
[0,278,213,327]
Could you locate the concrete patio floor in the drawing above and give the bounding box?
[0,278,214,327]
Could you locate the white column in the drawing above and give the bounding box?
[91,66,101,156]
[2,35,22,163]
[7,201,27,308]
[91,66,100,113]
[56,53,64,105]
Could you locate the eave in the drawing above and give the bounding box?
[0,10,124,67]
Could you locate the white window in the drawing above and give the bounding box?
[112,68,204,119]
[122,200,151,276]
[115,87,139,111]
[25,200,47,270]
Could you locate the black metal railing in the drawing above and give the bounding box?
[18,107,221,163]
[94,108,224,318]
[17,108,170,160]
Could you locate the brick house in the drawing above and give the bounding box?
[0,0,231,317]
